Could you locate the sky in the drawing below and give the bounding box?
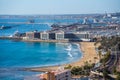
[0,0,120,15]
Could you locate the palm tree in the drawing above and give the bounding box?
[98,50,102,61]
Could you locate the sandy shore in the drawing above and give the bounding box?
[69,42,99,67]
[27,42,99,72]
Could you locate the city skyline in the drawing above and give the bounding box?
[0,0,120,15]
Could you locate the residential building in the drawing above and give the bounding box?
[39,68,71,80]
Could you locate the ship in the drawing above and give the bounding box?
[0,25,12,29]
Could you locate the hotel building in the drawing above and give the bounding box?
[26,32,40,39]
[25,31,91,41]
[49,33,56,40]
[64,32,90,41]
[55,31,64,40]
[40,31,49,40]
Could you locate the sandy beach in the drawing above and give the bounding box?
[70,42,99,67]
[27,42,99,72]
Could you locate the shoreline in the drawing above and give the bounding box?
[26,42,99,72]
[0,38,99,72]
[70,42,99,66]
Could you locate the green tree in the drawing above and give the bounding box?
[64,64,72,69]
[98,50,102,60]
[103,68,109,80]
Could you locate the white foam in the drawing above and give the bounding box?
[66,48,71,51]
[66,44,72,51]
[68,52,73,58]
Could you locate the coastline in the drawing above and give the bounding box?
[26,42,99,72]
[69,42,99,66]
[22,39,69,43]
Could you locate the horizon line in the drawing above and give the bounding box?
[0,12,120,16]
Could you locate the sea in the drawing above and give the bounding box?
[0,18,83,80]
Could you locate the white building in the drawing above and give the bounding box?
[40,31,49,40]
[55,31,64,40]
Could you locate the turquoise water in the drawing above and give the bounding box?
[0,18,82,80]
[0,40,82,67]
[0,39,82,80]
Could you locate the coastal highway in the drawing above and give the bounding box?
[92,49,120,73]
[106,51,117,71]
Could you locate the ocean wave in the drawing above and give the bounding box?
[67,52,73,58]
[65,44,72,51]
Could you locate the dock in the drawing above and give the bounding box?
[24,66,60,72]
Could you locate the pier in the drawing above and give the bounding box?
[24,66,60,72]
